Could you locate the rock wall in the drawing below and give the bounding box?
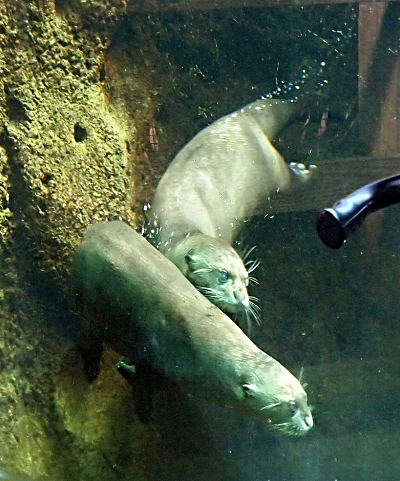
[0,2,149,480]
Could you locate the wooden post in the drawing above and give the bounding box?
[358,2,400,154]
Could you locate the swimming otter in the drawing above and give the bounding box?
[73,221,313,435]
[146,99,315,317]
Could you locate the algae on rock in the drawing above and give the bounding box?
[0,1,150,480]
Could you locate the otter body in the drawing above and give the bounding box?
[73,221,313,435]
[147,99,301,248]
[146,99,309,314]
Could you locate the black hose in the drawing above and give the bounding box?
[316,173,400,249]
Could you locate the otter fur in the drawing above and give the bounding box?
[146,99,314,316]
[72,221,313,435]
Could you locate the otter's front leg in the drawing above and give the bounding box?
[117,361,162,423]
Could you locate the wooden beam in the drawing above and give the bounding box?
[129,0,400,12]
[358,2,400,154]
[265,154,400,213]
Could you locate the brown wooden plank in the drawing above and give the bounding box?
[358,2,400,154]
[129,0,400,12]
[264,154,400,213]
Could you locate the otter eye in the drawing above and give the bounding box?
[217,270,229,284]
[288,400,298,416]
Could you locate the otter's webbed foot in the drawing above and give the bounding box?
[289,162,318,183]
[117,361,155,423]
[116,361,137,382]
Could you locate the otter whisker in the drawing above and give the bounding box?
[247,301,261,326]
[231,298,261,334]
[299,365,309,389]
[269,420,301,435]
[260,401,281,411]
[249,297,261,313]
[192,267,214,275]
[249,306,260,316]
[242,309,253,335]
[234,299,261,334]
[269,421,290,427]
[197,286,225,302]
[246,258,260,275]
[268,422,297,437]
[241,245,257,263]
[248,296,260,308]
[248,276,259,285]
[240,245,260,276]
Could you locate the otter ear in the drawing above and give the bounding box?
[185,248,200,270]
[242,383,258,398]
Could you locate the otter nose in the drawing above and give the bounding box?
[304,413,313,429]
[234,289,249,306]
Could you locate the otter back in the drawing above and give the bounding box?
[72,221,313,434]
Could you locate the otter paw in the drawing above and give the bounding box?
[289,162,318,182]
[116,361,137,381]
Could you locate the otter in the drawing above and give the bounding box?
[72,221,313,435]
[146,99,315,318]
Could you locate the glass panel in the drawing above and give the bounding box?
[1,2,399,481]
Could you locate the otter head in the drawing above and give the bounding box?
[237,355,313,436]
[166,234,250,314]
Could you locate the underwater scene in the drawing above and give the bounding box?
[0,1,399,480]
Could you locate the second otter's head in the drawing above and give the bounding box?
[235,353,314,436]
[165,234,251,315]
